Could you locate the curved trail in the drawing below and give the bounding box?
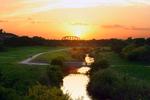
[19,48,68,66]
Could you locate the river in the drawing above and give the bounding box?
[61,54,94,100]
[61,67,91,100]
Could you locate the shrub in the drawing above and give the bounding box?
[69,47,93,60]
[122,45,150,62]
[121,44,136,57]
[0,85,22,100]
[109,39,127,53]
[87,69,150,100]
[87,69,121,100]
[28,84,70,100]
[51,57,65,67]
[133,38,146,46]
[47,65,63,87]
[90,59,110,75]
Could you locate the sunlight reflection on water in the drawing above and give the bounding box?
[61,72,91,100]
[77,67,91,74]
[61,54,94,100]
[85,54,94,66]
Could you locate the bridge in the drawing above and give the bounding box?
[62,36,80,40]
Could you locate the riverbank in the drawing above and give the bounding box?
[0,46,96,100]
[87,47,150,100]
[0,46,70,99]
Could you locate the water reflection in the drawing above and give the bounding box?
[61,67,91,100]
[85,54,94,66]
[61,54,94,100]
[77,67,90,74]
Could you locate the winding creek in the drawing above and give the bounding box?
[61,54,94,100]
[20,50,94,100]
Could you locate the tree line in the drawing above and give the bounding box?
[1,28,150,62]
[1,28,150,48]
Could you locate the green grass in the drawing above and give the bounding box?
[0,46,65,63]
[0,46,65,94]
[31,49,73,63]
[97,51,150,82]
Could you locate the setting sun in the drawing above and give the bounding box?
[1,0,150,39]
[65,24,92,39]
[72,26,87,37]
[74,28,84,37]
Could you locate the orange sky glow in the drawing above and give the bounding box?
[0,0,150,39]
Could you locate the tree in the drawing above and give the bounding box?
[0,29,3,34]
[87,69,150,100]
[108,39,127,53]
[47,65,63,87]
[126,37,133,44]
[90,59,110,75]
[133,38,145,46]
[146,38,150,45]
[51,57,65,67]
[121,44,137,58]
[122,45,150,62]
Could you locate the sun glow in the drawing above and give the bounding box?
[65,25,91,39]
[73,26,85,37]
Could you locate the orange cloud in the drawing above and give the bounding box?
[102,24,150,31]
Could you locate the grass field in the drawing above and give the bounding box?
[31,48,73,63]
[97,51,150,82]
[1,46,150,95]
[0,46,65,94]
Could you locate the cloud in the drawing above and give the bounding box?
[102,24,128,29]
[0,20,8,23]
[101,24,150,31]
[131,26,150,31]
[71,22,89,26]
[26,18,51,24]
[1,0,150,18]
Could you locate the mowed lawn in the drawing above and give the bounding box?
[0,46,65,94]
[98,51,150,82]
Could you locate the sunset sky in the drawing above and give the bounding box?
[0,0,150,39]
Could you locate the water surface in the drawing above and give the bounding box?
[61,54,94,100]
[61,67,91,100]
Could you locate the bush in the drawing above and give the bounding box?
[47,65,63,87]
[122,45,150,62]
[69,47,93,60]
[121,44,136,57]
[133,38,146,46]
[0,85,22,100]
[90,59,110,75]
[87,69,121,100]
[51,57,65,67]
[87,69,150,100]
[40,58,65,87]
[28,84,69,100]
[109,39,127,53]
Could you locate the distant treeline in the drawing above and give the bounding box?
[1,29,150,50]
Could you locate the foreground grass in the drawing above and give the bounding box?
[0,46,65,94]
[97,51,150,82]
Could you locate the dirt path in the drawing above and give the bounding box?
[19,48,68,66]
